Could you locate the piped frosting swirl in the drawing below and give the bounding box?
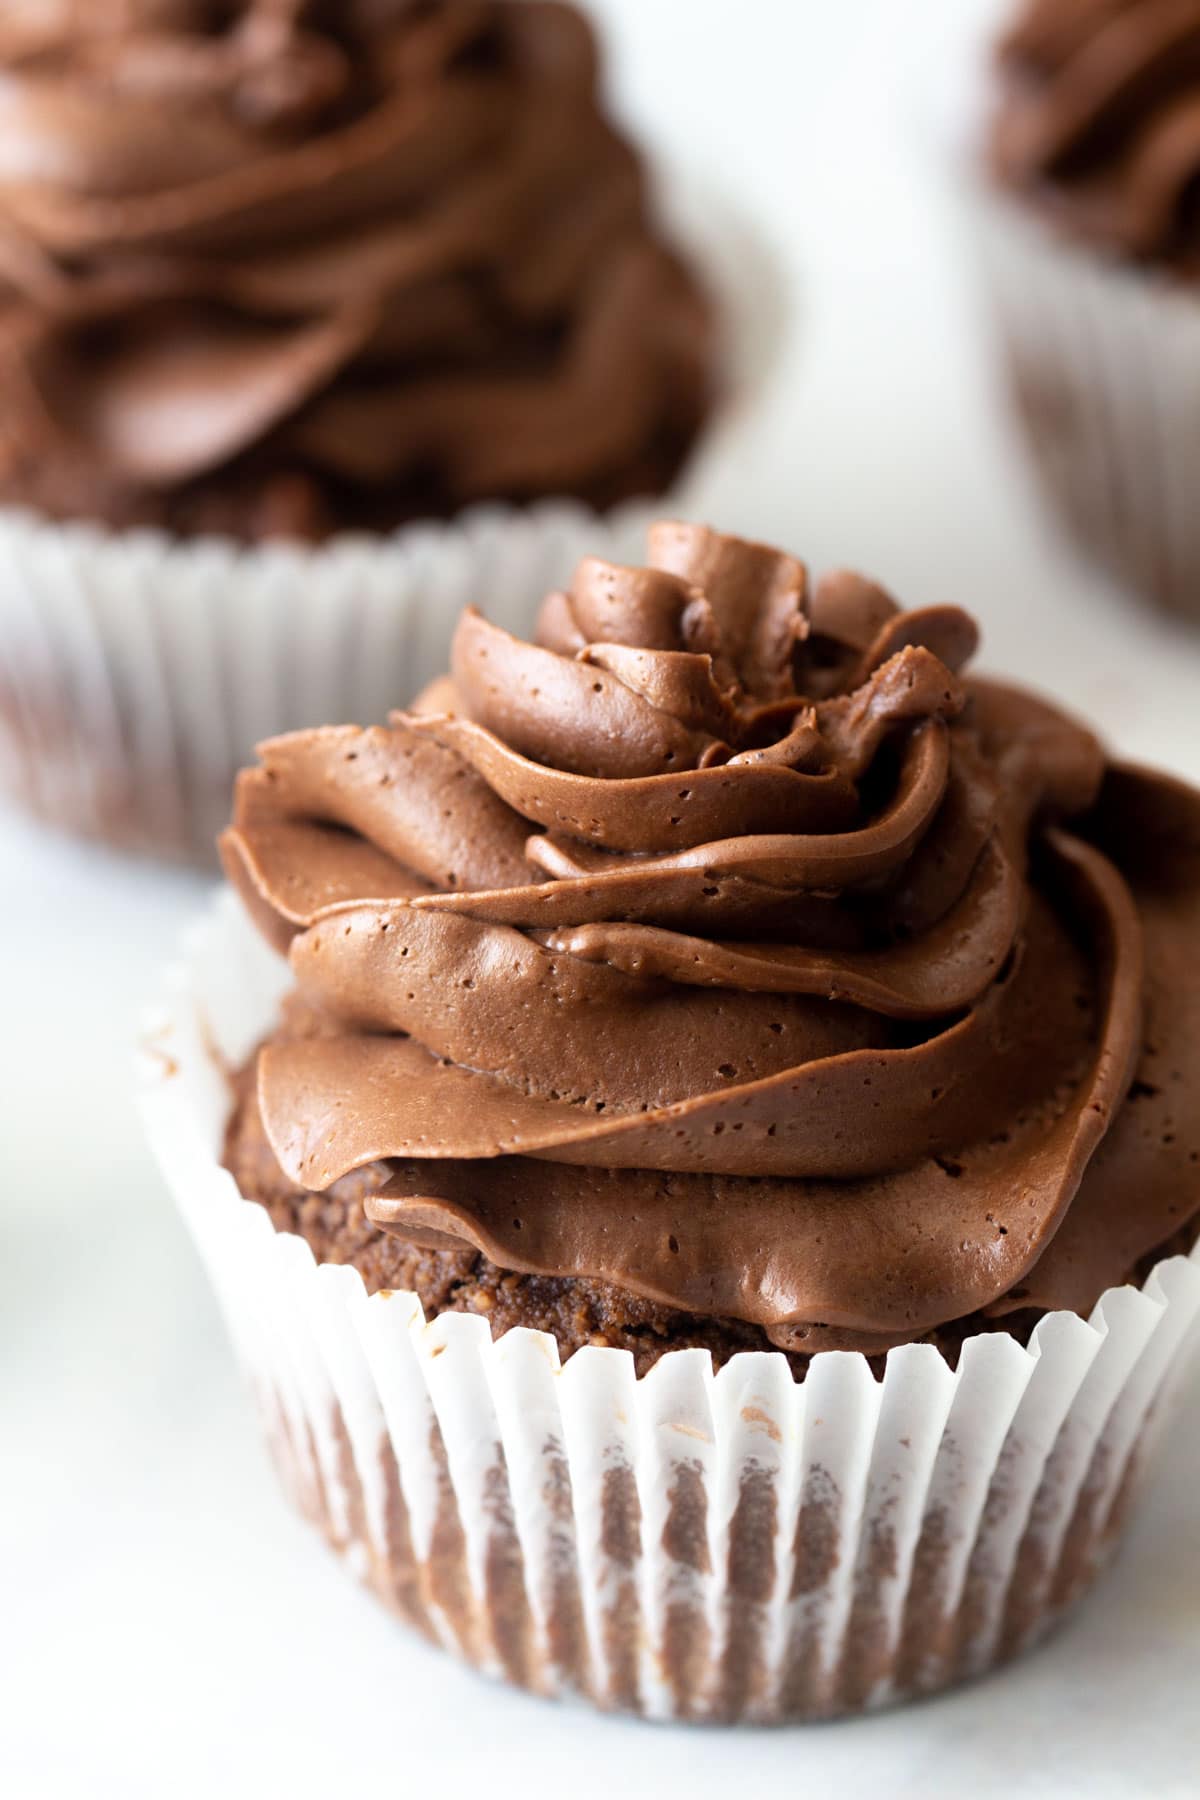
[0,1,712,536]
[992,0,1200,265]
[223,522,1200,1354]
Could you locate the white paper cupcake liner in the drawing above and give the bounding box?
[139,891,1200,1723]
[0,174,778,863]
[961,172,1200,626]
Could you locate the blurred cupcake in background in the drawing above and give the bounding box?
[0,0,765,858]
[970,0,1200,625]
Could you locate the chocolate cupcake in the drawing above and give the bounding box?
[0,1,755,856]
[975,0,1200,623]
[143,524,1200,1720]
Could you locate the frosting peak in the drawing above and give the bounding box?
[223,524,1200,1355]
[0,1,712,535]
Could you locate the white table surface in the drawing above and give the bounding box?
[3,4,1199,1796]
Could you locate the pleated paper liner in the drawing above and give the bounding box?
[140,892,1200,1723]
[0,174,782,862]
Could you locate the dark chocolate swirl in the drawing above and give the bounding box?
[0,1,712,537]
[222,523,1200,1354]
[992,0,1200,264]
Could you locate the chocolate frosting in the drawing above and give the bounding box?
[0,1,712,536]
[992,0,1200,264]
[222,523,1200,1355]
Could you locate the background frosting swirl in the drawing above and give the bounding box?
[992,0,1200,264]
[223,522,1200,1354]
[0,0,712,535]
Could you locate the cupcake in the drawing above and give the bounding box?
[0,1,738,857]
[142,523,1200,1721]
[973,0,1200,623]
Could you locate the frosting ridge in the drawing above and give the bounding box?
[223,522,1200,1354]
[992,0,1200,264]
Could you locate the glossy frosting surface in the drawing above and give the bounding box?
[0,1,711,535]
[223,523,1200,1353]
[992,0,1200,265]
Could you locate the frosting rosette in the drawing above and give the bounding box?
[991,0,1200,265]
[222,523,1200,1358]
[0,0,712,536]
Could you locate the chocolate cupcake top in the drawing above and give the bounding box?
[0,1,712,538]
[223,523,1200,1356]
[992,0,1200,265]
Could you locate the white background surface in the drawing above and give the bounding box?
[3,3,1199,1796]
